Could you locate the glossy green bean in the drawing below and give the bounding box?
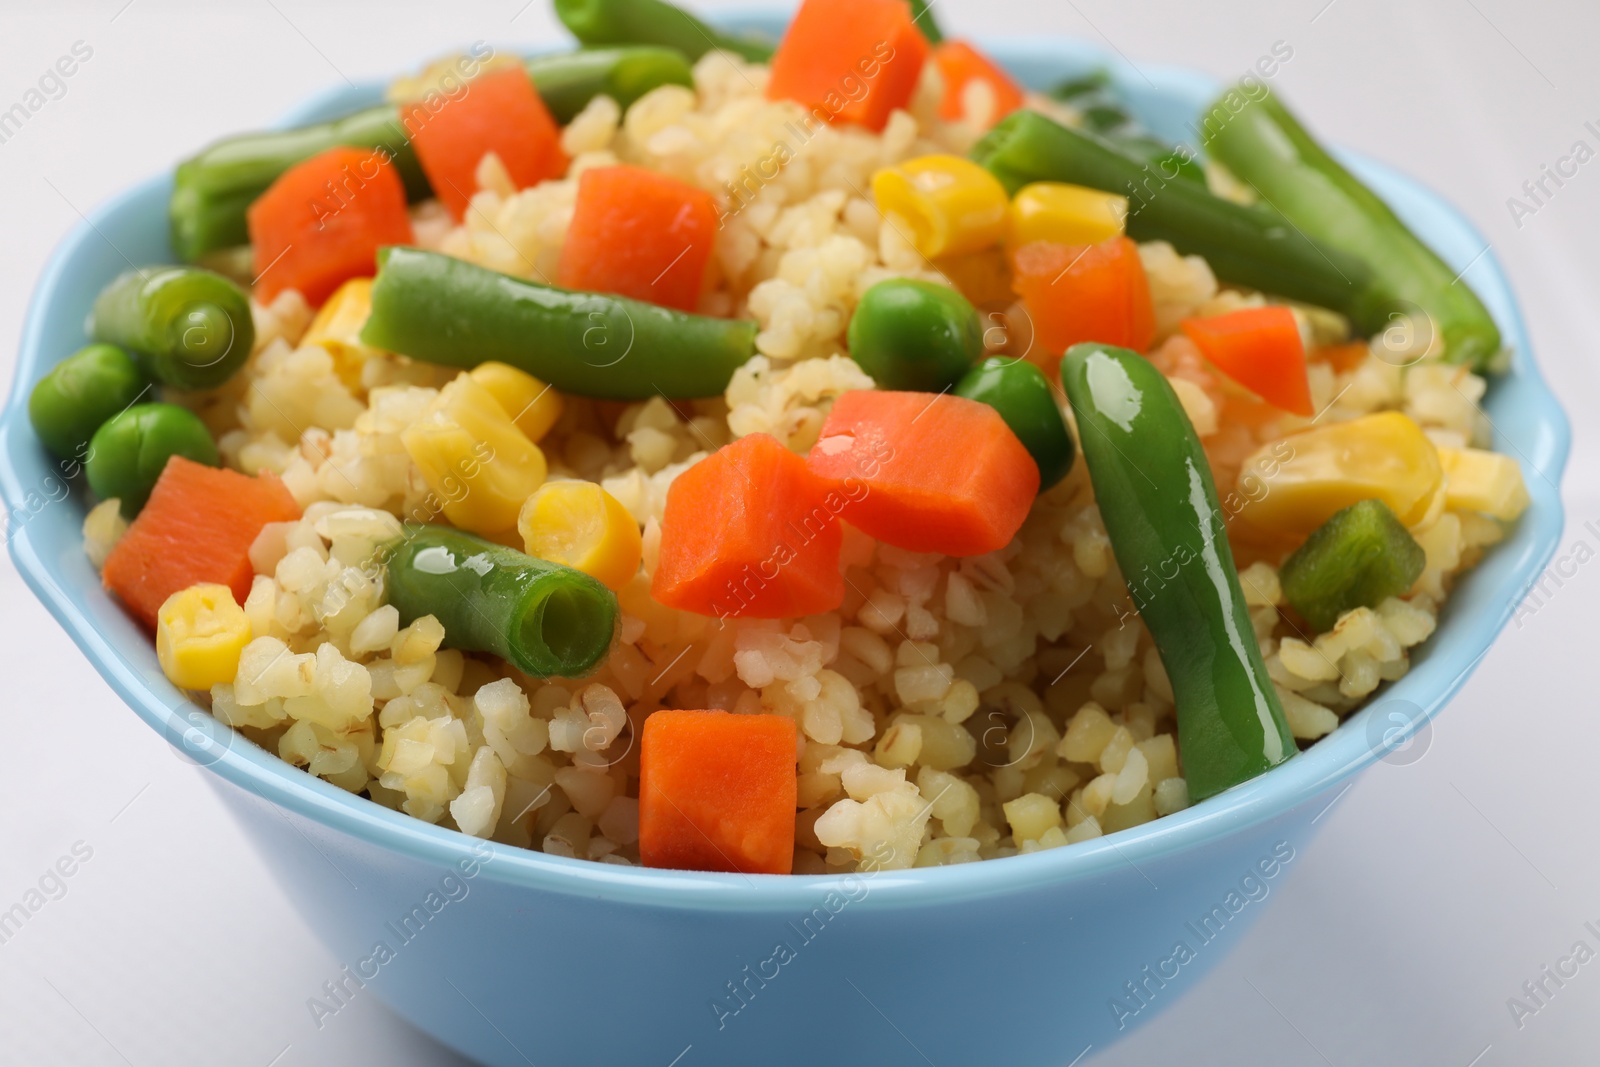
[384,525,617,678]
[360,247,757,400]
[1060,341,1296,801]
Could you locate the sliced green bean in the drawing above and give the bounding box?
[360,247,756,400]
[554,0,775,62]
[384,525,617,678]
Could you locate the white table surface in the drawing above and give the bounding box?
[2,2,1597,1064]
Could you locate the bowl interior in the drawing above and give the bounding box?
[0,28,1571,911]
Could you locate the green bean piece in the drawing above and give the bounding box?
[907,0,945,44]
[1060,342,1296,801]
[1203,92,1503,369]
[1048,71,1204,185]
[953,357,1074,490]
[384,525,617,678]
[971,110,1384,332]
[88,267,255,391]
[359,247,757,400]
[167,48,696,261]
[86,403,219,517]
[847,279,982,392]
[1278,500,1425,632]
[28,344,150,462]
[554,0,775,62]
[529,46,695,123]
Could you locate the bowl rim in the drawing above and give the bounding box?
[0,27,1571,913]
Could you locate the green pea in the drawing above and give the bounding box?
[954,356,1076,490]
[86,403,219,517]
[27,344,150,462]
[847,279,983,392]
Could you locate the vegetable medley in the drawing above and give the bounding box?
[31,0,1530,875]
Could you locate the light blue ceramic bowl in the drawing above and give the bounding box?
[0,16,1570,1067]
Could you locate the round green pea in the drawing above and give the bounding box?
[86,402,219,517]
[954,356,1076,490]
[847,279,983,392]
[27,344,150,462]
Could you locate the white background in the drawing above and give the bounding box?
[1,1,1596,1064]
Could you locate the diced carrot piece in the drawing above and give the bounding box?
[102,456,301,629]
[639,710,797,875]
[247,146,414,306]
[933,40,1025,127]
[652,433,844,620]
[765,0,930,132]
[402,65,568,221]
[557,165,719,312]
[1181,307,1313,417]
[806,390,1038,556]
[1011,237,1155,363]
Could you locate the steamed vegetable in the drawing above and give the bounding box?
[1437,447,1529,521]
[871,154,1009,259]
[639,710,798,874]
[1060,342,1296,801]
[399,374,548,539]
[1048,70,1205,186]
[806,390,1039,556]
[1278,499,1425,632]
[359,247,757,400]
[554,0,775,63]
[168,48,695,260]
[557,165,720,312]
[652,433,844,619]
[102,456,301,629]
[87,403,219,518]
[89,267,255,390]
[301,278,382,390]
[1204,92,1502,369]
[765,0,930,132]
[1006,181,1128,252]
[384,525,618,678]
[246,147,414,306]
[847,278,983,391]
[933,41,1023,127]
[971,110,1382,329]
[469,361,563,443]
[1011,236,1155,358]
[954,357,1075,490]
[519,481,643,593]
[28,344,148,461]
[1235,412,1442,539]
[156,583,252,691]
[1180,306,1312,417]
[525,46,695,123]
[908,0,944,44]
[402,64,567,221]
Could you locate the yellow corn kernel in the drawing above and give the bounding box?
[402,374,547,538]
[1236,412,1443,538]
[157,584,252,691]
[518,480,643,591]
[469,361,564,443]
[1007,182,1128,252]
[302,277,383,391]
[871,154,1009,260]
[1439,447,1529,521]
